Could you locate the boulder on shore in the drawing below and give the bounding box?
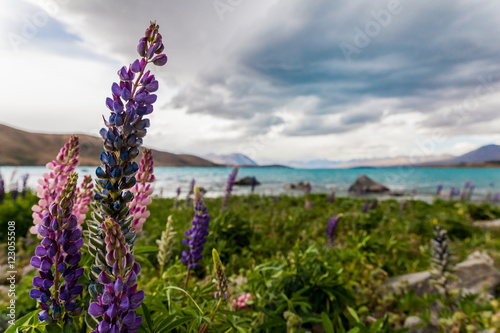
[284,181,311,191]
[235,177,260,186]
[348,175,390,194]
[387,251,500,297]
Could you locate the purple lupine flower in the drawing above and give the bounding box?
[327,190,335,203]
[436,183,443,196]
[449,186,456,200]
[465,184,475,201]
[0,172,4,204]
[222,167,238,208]
[88,21,166,314]
[182,186,210,269]
[305,182,312,194]
[88,218,143,333]
[493,193,500,203]
[326,215,340,245]
[31,136,79,234]
[21,173,29,199]
[129,149,155,233]
[11,181,19,201]
[185,178,195,208]
[176,186,181,197]
[30,173,84,324]
[362,199,369,213]
[370,199,378,210]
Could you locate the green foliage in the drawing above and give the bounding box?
[4,193,500,332]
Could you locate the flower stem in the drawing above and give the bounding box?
[184,265,191,290]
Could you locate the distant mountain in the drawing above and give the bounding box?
[335,155,453,168]
[287,159,343,169]
[0,124,219,167]
[204,153,258,166]
[444,144,500,164]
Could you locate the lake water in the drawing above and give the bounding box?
[1,166,498,202]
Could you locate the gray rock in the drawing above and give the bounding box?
[284,181,311,191]
[235,177,260,186]
[348,175,390,194]
[404,316,439,333]
[472,219,500,228]
[388,251,500,298]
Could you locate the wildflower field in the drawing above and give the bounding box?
[3,188,500,332]
[2,21,500,333]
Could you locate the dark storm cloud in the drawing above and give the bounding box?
[57,0,500,138]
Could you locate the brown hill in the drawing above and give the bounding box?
[0,124,219,167]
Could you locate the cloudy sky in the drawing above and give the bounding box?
[2,0,500,164]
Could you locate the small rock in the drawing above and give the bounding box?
[404,315,438,333]
[404,316,423,329]
[284,181,311,191]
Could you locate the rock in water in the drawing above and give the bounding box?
[235,177,260,186]
[348,175,390,194]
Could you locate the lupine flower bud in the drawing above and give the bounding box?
[182,186,210,269]
[284,311,302,333]
[157,216,176,270]
[212,249,228,299]
[30,172,83,323]
[430,224,456,310]
[222,167,238,208]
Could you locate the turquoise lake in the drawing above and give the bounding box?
[1,166,498,201]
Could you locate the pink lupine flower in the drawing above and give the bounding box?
[30,136,79,234]
[73,175,94,227]
[232,293,252,310]
[129,149,155,233]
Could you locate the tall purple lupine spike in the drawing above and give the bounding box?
[185,178,195,208]
[21,173,29,199]
[30,172,84,324]
[128,149,155,233]
[0,172,4,204]
[222,167,238,208]
[370,199,378,210]
[436,183,443,196]
[327,190,335,203]
[31,135,79,234]
[182,186,211,287]
[88,217,143,333]
[326,215,341,246]
[362,199,369,213]
[87,22,166,328]
[11,181,19,201]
